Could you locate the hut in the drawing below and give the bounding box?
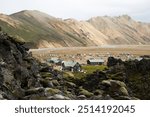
[87,58,104,65]
[47,57,62,65]
[61,61,81,72]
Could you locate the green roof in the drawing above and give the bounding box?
[62,61,79,67]
[88,58,104,63]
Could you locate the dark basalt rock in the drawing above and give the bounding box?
[0,31,41,99]
[107,57,123,67]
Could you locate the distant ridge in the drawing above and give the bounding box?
[0,10,150,48]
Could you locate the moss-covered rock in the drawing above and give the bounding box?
[25,87,44,95]
[79,87,93,98]
[118,87,129,96]
[102,80,129,98]
[108,72,126,81]
[45,88,61,96]
[93,89,104,96]
[51,80,60,86]
[40,79,54,88]
[40,72,52,78]
[66,81,76,88]
[48,94,70,100]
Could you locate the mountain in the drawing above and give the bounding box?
[88,15,150,44]
[0,10,150,48]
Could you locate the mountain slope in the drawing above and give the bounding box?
[0,10,150,48]
[88,15,150,44]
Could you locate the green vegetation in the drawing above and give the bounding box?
[82,65,108,74]
[108,72,125,81]
[63,65,108,79]
[127,73,150,99]
[79,88,94,98]
[75,65,107,79]
[40,72,52,78]
[45,88,61,95]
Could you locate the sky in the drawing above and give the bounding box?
[0,0,150,22]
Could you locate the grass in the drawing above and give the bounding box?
[72,65,108,79]
[82,65,108,74]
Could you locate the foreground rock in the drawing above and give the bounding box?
[0,31,41,99]
[107,57,150,99]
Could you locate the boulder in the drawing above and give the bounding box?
[107,57,123,67]
[51,80,60,86]
[66,81,76,88]
[25,87,44,95]
[77,95,86,100]
[91,94,114,100]
[40,79,54,88]
[0,91,4,99]
[79,87,93,98]
[48,94,70,100]
[102,80,129,97]
[93,89,104,96]
[44,88,61,96]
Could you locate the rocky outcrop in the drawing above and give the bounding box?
[106,57,150,99]
[107,57,123,67]
[102,80,129,98]
[0,31,41,99]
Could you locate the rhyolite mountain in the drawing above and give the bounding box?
[0,10,150,48]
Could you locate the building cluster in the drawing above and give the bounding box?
[44,53,148,72]
[46,57,105,72]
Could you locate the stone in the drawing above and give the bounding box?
[79,88,93,98]
[14,66,30,88]
[64,91,76,99]
[12,88,25,99]
[44,88,61,96]
[0,93,3,99]
[77,95,86,100]
[48,94,70,100]
[24,94,47,100]
[51,80,60,86]
[107,57,123,67]
[118,87,129,96]
[93,89,103,96]
[103,94,114,100]
[102,80,126,88]
[66,81,76,88]
[25,87,44,95]
[90,95,103,100]
[40,72,52,78]
[110,80,126,88]
[101,80,129,98]
[101,80,111,87]
[40,79,54,88]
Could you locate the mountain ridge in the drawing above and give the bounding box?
[0,10,150,48]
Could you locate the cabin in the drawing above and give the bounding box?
[87,58,104,65]
[135,57,143,61]
[47,57,62,65]
[61,61,81,72]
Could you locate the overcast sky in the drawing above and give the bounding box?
[0,0,150,22]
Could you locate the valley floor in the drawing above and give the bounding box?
[30,45,150,64]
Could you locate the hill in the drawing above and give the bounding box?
[0,10,150,48]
